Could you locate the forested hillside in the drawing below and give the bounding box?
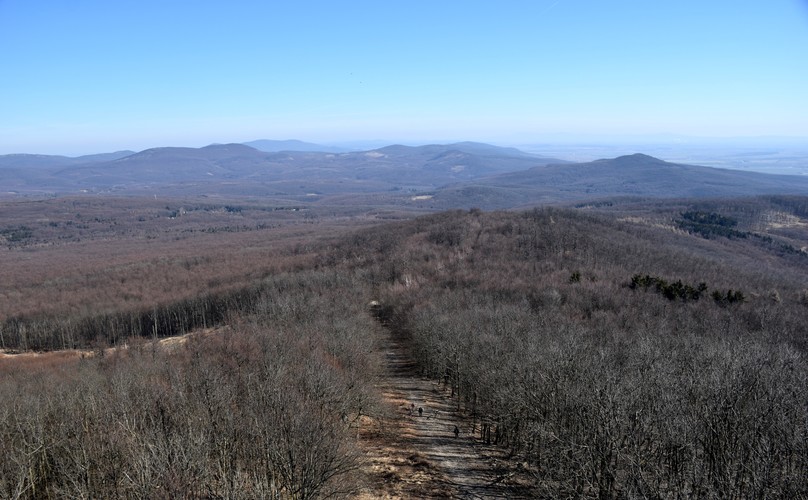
[1,203,807,497]
[328,207,808,497]
[0,271,384,499]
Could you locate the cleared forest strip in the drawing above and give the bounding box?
[357,327,533,499]
[0,327,222,376]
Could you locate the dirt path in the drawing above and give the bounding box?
[357,329,533,499]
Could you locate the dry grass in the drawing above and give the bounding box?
[0,326,226,378]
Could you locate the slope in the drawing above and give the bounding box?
[6,142,561,197]
[427,153,808,209]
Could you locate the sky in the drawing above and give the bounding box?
[1,0,807,155]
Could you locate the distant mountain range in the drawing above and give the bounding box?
[242,139,347,153]
[0,142,564,197]
[0,151,135,169]
[423,153,808,209]
[2,142,808,208]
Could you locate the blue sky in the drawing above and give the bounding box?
[1,0,807,155]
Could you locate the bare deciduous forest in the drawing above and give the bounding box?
[1,196,807,498]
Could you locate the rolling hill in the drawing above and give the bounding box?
[0,150,135,170]
[4,146,808,208]
[423,153,808,209]
[0,150,136,195]
[0,142,562,197]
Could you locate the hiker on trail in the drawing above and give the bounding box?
[418,407,423,417]
[454,425,460,438]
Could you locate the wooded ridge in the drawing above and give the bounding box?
[1,200,806,497]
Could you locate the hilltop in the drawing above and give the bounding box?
[424,153,808,209]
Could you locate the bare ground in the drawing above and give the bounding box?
[356,329,534,499]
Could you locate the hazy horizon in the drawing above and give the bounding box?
[5,133,808,158]
[2,1,807,156]
[4,135,808,178]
